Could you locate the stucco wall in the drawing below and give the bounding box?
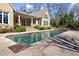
[0,3,14,27]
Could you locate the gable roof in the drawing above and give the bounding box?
[30,9,48,18]
[9,4,48,19]
[9,4,36,18]
[9,3,17,12]
[15,10,36,18]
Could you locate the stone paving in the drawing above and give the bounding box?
[0,37,16,56]
[15,41,79,56]
[0,30,79,56]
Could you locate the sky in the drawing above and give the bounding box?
[12,3,75,18]
[12,3,74,11]
[12,3,27,10]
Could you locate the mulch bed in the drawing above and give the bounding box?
[8,43,30,53]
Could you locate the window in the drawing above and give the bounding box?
[0,11,8,24]
[33,19,36,24]
[0,12,2,23]
[43,20,48,25]
[38,20,41,25]
[3,12,8,24]
[44,15,48,19]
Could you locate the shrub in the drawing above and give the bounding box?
[46,27,51,29]
[73,21,79,28]
[67,23,74,29]
[65,21,79,30]
[0,28,8,33]
[58,26,64,29]
[54,25,60,28]
[8,28,15,32]
[14,25,26,32]
[51,20,56,27]
[34,25,46,30]
[14,25,20,29]
[34,25,40,29]
[38,26,46,30]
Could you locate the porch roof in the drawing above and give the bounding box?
[14,11,37,19]
[29,9,48,18]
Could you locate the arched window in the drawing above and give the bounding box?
[44,15,48,19]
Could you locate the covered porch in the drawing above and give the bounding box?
[14,11,42,27]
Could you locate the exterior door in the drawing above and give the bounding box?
[27,20,31,26]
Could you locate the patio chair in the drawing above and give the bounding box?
[48,36,79,53]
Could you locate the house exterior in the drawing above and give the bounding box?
[0,3,51,28]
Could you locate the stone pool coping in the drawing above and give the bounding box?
[0,29,55,37]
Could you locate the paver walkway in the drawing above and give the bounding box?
[0,37,16,56]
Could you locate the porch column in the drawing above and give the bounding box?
[18,15,21,25]
[31,17,33,26]
[25,20,27,26]
[2,12,4,24]
[42,19,44,26]
[36,20,38,25]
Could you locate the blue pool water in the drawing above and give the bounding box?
[7,29,66,45]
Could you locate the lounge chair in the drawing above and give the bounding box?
[57,36,79,46]
[47,36,79,53]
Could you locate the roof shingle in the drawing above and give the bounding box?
[30,9,48,18]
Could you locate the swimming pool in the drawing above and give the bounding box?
[7,29,66,45]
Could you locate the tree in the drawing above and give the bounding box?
[50,18,56,26]
[60,11,74,28]
[20,6,27,12]
[51,3,71,26]
[27,3,45,12]
[71,3,79,21]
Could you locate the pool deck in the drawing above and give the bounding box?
[0,30,79,56]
